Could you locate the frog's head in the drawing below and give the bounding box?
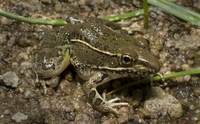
[99,37,160,78]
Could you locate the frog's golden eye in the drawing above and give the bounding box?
[121,54,133,65]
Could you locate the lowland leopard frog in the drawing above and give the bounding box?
[34,18,160,115]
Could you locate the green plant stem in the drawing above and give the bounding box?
[147,0,200,25]
[0,9,67,26]
[103,9,144,21]
[143,0,149,29]
[0,8,144,25]
[107,69,200,95]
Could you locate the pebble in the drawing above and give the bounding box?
[11,112,28,123]
[194,88,200,98]
[144,87,183,118]
[0,33,7,44]
[75,114,92,124]
[24,89,36,99]
[0,17,13,25]
[3,109,10,115]
[40,0,52,4]
[3,71,20,88]
[117,115,128,124]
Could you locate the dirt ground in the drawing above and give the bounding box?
[0,0,200,123]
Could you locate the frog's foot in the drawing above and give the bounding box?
[102,89,129,108]
[105,97,129,112]
[87,88,129,116]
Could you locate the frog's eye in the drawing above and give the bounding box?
[121,54,133,65]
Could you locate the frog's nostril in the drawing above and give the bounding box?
[144,61,149,66]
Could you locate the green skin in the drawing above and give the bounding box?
[34,18,160,115]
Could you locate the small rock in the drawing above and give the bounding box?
[40,100,50,109]
[0,75,3,82]
[194,88,200,98]
[0,17,13,25]
[144,87,183,118]
[45,76,60,88]
[24,89,36,99]
[3,109,10,115]
[3,71,20,88]
[18,38,35,47]
[174,34,200,50]
[40,0,52,4]
[168,103,183,118]
[75,114,91,124]
[69,122,77,124]
[11,112,28,123]
[0,33,7,44]
[118,115,128,124]
[59,79,72,95]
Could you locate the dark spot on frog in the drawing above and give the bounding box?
[37,72,45,79]
[70,52,73,58]
[99,74,108,83]
[94,42,101,48]
[103,45,109,51]
[94,98,103,106]
[89,90,96,100]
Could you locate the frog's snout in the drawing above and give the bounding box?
[150,59,160,72]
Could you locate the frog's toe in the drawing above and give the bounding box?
[101,98,129,116]
[108,97,129,107]
[101,90,129,114]
[108,97,121,103]
[102,104,120,116]
[93,95,130,116]
[84,87,129,116]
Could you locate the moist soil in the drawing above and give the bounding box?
[0,0,200,123]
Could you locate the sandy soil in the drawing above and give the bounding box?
[0,0,199,123]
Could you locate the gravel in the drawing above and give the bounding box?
[2,71,20,88]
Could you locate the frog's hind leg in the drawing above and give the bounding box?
[82,72,129,116]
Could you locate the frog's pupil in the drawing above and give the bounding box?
[123,56,130,63]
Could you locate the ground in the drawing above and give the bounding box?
[0,0,200,123]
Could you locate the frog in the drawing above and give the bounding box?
[34,18,160,116]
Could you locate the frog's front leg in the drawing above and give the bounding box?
[82,72,129,115]
[36,75,60,94]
